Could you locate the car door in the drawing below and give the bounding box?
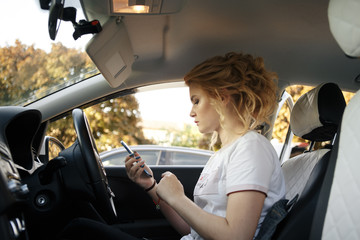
[105,165,202,239]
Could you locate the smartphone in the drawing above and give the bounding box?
[121,140,152,178]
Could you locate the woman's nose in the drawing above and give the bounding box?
[190,108,196,118]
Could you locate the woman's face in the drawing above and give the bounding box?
[189,85,221,134]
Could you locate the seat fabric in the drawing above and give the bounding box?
[282,148,330,201]
[320,90,360,239]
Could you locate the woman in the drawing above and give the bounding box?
[125,52,285,240]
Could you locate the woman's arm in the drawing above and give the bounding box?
[125,154,190,236]
[157,172,266,240]
[146,184,191,236]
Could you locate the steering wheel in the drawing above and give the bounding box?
[72,108,117,223]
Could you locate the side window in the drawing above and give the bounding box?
[53,83,356,166]
[46,83,355,166]
[102,150,160,166]
[47,83,211,166]
[168,152,210,165]
[102,152,128,166]
[134,150,161,165]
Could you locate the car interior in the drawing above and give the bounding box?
[1,0,360,239]
[273,82,346,239]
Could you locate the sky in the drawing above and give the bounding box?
[0,0,91,52]
[0,0,192,125]
[136,87,193,124]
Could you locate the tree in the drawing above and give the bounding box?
[46,95,151,152]
[84,96,152,152]
[166,124,202,148]
[0,40,45,105]
[0,40,96,105]
[1,41,149,151]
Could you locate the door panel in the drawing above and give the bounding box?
[105,166,203,239]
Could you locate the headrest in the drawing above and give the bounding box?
[290,83,346,142]
[328,0,360,57]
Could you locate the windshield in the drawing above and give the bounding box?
[0,0,99,106]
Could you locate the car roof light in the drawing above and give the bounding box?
[110,0,184,15]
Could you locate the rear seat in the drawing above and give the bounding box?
[273,82,346,239]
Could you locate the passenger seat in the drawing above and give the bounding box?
[310,89,360,239]
[273,82,346,239]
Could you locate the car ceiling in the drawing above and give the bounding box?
[29,0,360,121]
[79,0,360,92]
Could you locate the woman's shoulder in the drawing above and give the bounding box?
[217,131,275,158]
[237,131,270,145]
[233,131,278,158]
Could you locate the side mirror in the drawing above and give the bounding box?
[38,136,65,163]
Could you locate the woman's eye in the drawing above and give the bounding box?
[194,99,199,105]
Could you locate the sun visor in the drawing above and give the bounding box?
[328,0,360,57]
[86,17,134,88]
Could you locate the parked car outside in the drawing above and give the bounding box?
[100,145,213,166]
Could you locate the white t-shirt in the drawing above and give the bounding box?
[181,131,285,240]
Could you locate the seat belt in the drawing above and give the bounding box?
[309,127,340,239]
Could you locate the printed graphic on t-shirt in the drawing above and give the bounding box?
[194,168,220,196]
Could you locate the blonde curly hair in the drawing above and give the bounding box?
[184,52,278,139]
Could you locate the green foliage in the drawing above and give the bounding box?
[47,115,76,148]
[1,41,149,150]
[47,96,152,151]
[0,40,43,105]
[165,124,202,148]
[0,40,96,106]
[84,97,152,152]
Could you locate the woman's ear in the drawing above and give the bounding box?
[214,88,231,105]
[220,90,231,105]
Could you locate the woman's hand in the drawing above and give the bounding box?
[125,152,154,189]
[157,171,185,205]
